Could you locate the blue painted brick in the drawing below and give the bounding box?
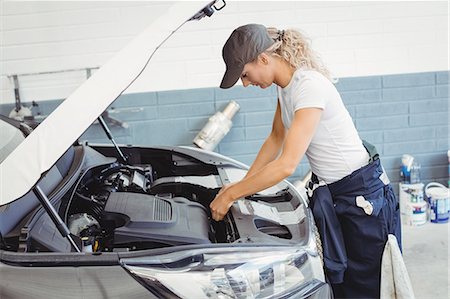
[373,142,384,155]
[81,136,132,145]
[410,112,448,126]
[245,111,275,126]
[390,176,401,187]
[335,76,381,91]
[245,126,271,141]
[359,131,383,143]
[436,71,449,84]
[293,164,312,177]
[340,90,381,105]
[391,184,400,197]
[231,154,256,166]
[291,168,303,178]
[222,97,277,113]
[384,140,435,155]
[230,113,245,127]
[382,86,435,101]
[436,84,449,98]
[131,119,188,146]
[385,168,398,181]
[288,176,301,183]
[436,126,448,139]
[219,140,264,156]
[291,163,311,179]
[115,136,133,145]
[0,70,447,187]
[414,153,448,166]
[298,159,310,166]
[178,133,200,147]
[81,122,130,139]
[382,72,435,87]
[437,139,448,151]
[38,99,63,115]
[187,117,209,131]
[19,101,34,107]
[384,127,435,143]
[221,127,246,143]
[410,98,448,114]
[356,102,408,117]
[114,92,157,107]
[346,105,356,118]
[187,113,245,131]
[158,102,215,118]
[380,156,400,172]
[107,106,157,121]
[384,173,401,184]
[0,103,17,116]
[420,165,448,180]
[157,88,214,104]
[216,97,277,114]
[384,153,448,173]
[356,115,408,131]
[215,85,275,100]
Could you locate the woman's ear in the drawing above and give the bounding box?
[258,53,270,65]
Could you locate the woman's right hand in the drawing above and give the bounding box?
[209,182,237,221]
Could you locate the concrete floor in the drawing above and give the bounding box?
[402,221,449,299]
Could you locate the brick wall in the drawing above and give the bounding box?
[1,1,448,104]
[1,70,448,193]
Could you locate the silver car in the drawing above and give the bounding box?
[0,1,331,298]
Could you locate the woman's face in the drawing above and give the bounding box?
[240,53,275,89]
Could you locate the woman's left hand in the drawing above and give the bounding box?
[210,183,236,221]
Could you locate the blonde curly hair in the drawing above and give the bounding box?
[265,27,335,82]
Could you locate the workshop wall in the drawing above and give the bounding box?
[1,70,447,193]
[1,1,448,104]
[0,1,448,193]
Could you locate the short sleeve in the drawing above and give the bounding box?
[292,74,329,112]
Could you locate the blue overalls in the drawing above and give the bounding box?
[307,143,401,299]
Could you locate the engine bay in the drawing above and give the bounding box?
[14,148,309,253]
[59,162,216,252]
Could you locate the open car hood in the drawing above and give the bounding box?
[0,1,223,206]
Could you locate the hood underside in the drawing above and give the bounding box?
[0,1,218,206]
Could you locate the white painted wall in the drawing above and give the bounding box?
[0,1,448,104]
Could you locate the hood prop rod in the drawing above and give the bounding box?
[85,67,127,164]
[97,115,128,163]
[33,185,81,252]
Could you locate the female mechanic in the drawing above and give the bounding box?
[209,23,401,299]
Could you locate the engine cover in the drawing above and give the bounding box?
[103,192,211,246]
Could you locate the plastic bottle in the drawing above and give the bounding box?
[400,154,414,183]
[410,162,421,184]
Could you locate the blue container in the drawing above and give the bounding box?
[400,165,410,183]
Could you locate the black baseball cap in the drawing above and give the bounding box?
[220,24,275,89]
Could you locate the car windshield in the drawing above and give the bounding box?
[0,120,25,163]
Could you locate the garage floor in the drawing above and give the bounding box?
[402,221,449,299]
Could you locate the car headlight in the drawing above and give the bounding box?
[123,247,326,298]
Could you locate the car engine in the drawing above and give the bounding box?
[65,162,214,252]
[22,157,307,253]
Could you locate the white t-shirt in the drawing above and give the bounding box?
[277,70,369,184]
